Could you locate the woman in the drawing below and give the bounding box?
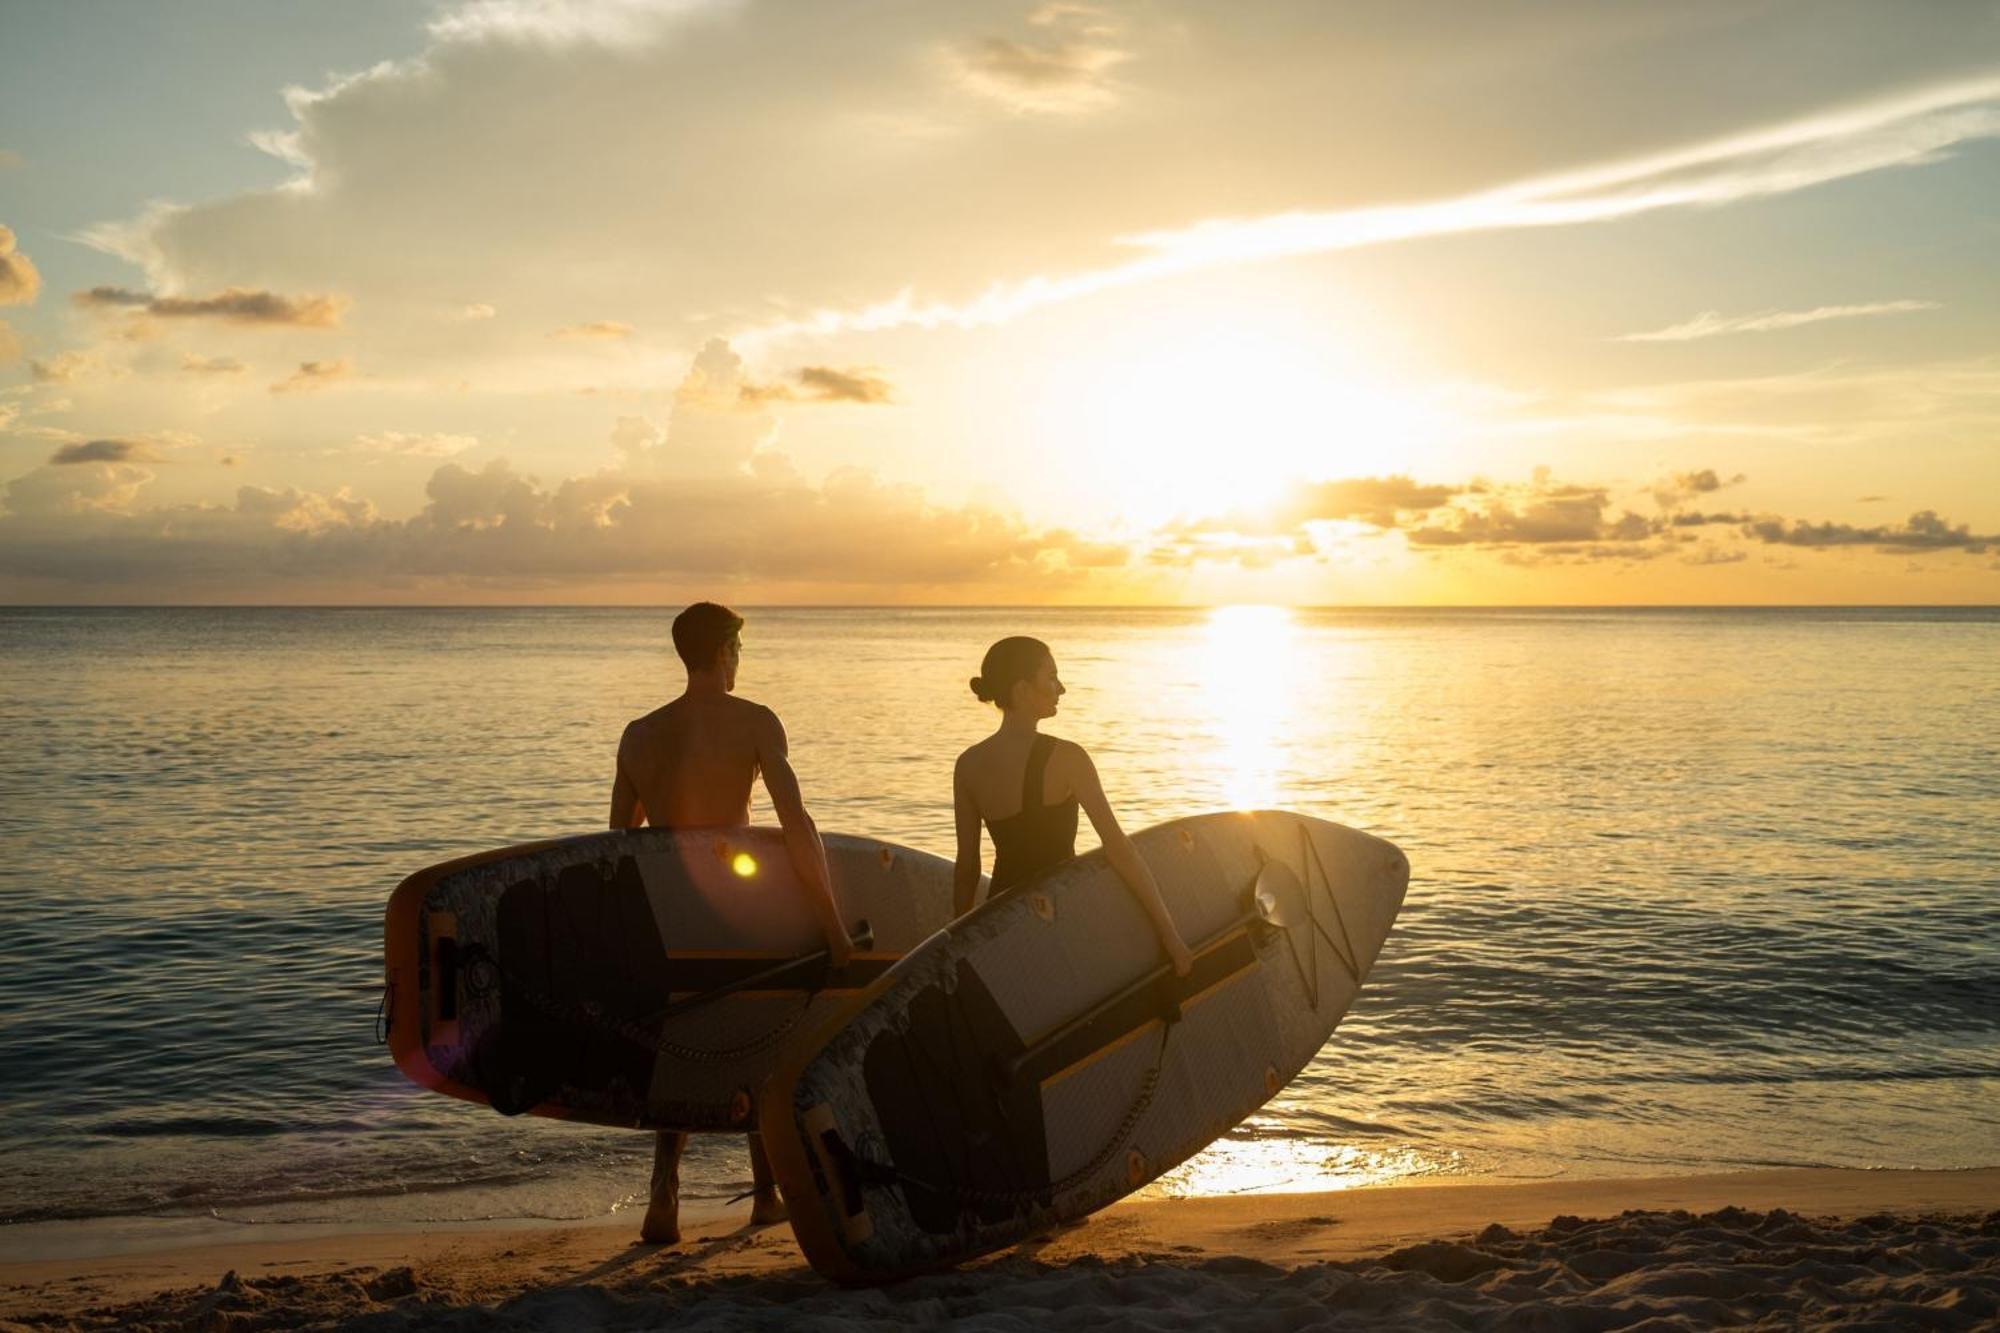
[953,636,1195,976]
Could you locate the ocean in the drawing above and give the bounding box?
[1,606,1995,1236]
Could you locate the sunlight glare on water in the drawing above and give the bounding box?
[1200,605,1300,810]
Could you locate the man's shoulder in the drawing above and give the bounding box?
[727,694,781,722]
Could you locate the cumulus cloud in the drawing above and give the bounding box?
[4,462,154,517]
[1651,467,1746,509]
[50,439,161,465]
[948,4,1131,115]
[1617,300,1939,343]
[1745,509,1993,553]
[271,359,355,394]
[0,225,42,306]
[0,337,1102,595]
[72,285,345,328]
[549,320,635,340]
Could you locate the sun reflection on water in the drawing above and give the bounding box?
[1201,604,1301,809]
[1142,1125,1462,1199]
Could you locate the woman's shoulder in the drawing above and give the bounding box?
[1042,734,1094,769]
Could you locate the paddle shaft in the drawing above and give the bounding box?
[655,919,874,1022]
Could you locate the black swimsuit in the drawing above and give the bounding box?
[985,733,1080,898]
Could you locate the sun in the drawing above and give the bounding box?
[1031,303,1437,530]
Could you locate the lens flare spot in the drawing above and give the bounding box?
[730,852,758,878]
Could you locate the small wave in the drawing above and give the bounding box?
[91,1116,291,1139]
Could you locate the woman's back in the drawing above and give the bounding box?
[966,732,1079,895]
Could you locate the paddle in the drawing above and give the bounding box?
[653,918,875,1022]
[997,860,1297,1085]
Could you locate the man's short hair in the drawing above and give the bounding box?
[672,601,744,671]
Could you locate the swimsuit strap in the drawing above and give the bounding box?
[1021,733,1054,812]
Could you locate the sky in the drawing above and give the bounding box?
[1,0,1997,605]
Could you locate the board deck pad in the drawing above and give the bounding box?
[759,811,1408,1283]
[384,828,958,1131]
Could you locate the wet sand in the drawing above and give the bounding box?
[3,1167,1994,1329]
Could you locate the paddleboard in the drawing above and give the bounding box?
[383,827,958,1131]
[758,810,1407,1283]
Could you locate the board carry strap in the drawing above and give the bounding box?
[997,896,1273,1087]
[651,919,875,1023]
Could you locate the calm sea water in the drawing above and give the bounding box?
[1,606,1995,1233]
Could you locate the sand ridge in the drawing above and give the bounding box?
[3,1168,1995,1330]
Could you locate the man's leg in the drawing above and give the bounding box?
[747,1132,787,1225]
[641,1130,686,1243]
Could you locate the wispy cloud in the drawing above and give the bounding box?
[270,359,355,394]
[549,320,635,340]
[74,285,345,328]
[428,0,725,50]
[51,439,161,465]
[742,365,896,405]
[1617,299,1939,343]
[752,73,2000,342]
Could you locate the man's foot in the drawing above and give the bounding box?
[749,1192,788,1226]
[639,1204,681,1245]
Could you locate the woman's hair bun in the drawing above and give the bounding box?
[971,637,1050,710]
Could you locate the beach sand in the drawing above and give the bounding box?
[3,1167,1994,1329]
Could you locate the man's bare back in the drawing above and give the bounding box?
[611,693,776,830]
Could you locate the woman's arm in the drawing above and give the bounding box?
[1069,745,1195,976]
[952,754,983,917]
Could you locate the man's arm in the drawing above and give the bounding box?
[752,707,853,967]
[610,728,645,829]
[952,755,983,917]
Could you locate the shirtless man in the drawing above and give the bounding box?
[610,601,854,1244]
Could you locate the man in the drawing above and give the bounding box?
[610,601,853,1244]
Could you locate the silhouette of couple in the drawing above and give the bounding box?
[610,601,1195,1243]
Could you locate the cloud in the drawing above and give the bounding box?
[1617,300,1940,343]
[182,353,249,376]
[50,439,161,465]
[4,462,154,517]
[0,225,41,306]
[72,286,345,328]
[742,365,896,405]
[271,359,355,394]
[352,430,480,457]
[1283,475,1463,528]
[758,73,2000,339]
[549,320,635,340]
[30,351,119,384]
[1651,467,1746,509]
[0,338,1108,595]
[947,4,1131,116]
[1745,510,1993,553]
[460,303,497,320]
[0,319,19,365]
[1408,471,1657,549]
[427,0,724,50]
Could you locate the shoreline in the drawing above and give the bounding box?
[5,1166,1994,1326]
